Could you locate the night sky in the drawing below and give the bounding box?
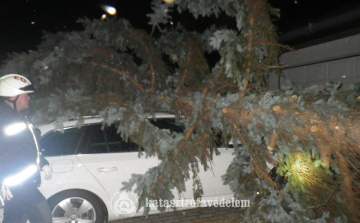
[1,0,360,62]
[0,0,153,62]
[269,0,360,32]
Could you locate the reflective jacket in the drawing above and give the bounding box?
[0,102,48,189]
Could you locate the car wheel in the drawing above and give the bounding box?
[48,190,105,223]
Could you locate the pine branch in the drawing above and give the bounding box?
[307,184,340,209]
[176,69,188,92]
[240,80,249,98]
[3,1,359,220]
[337,152,356,220]
[223,104,360,154]
[346,156,360,174]
[91,62,148,96]
[131,31,157,92]
[318,144,331,168]
[267,132,279,151]
[232,123,282,195]
[92,94,131,108]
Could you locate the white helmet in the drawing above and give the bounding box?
[0,74,34,97]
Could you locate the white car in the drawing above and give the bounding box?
[1,113,235,223]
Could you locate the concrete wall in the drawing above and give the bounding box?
[268,33,360,90]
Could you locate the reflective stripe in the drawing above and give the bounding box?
[4,122,26,136]
[3,165,38,187]
[28,122,40,165]
[0,194,4,208]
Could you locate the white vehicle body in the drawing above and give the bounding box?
[1,114,235,222]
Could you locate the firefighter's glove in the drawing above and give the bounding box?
[42,165,52,180]
[1,184,13,201]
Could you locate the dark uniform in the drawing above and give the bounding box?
[0,102,52,223]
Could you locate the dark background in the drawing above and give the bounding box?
[1,0,360,62]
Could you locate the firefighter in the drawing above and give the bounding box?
[0,74,52,223]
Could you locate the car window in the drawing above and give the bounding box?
[81,125,108,154]
[78,124,140,154]
[40,118,185,156]
[149,118,184,133]
[40,127,85,157]
[104,125,139,153]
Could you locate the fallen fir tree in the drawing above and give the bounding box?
[1,0,359,222]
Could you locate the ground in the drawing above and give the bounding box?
[112,206,242,223]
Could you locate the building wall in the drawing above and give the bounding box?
[268,33,360,90]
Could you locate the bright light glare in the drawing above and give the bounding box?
[4,165,37,187]
[163,0,175,3]
[5,122,27,136]
[101,14,107,20]
[101,5,117,15]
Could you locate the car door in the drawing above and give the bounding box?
[173,146,234,200]
[75,123,159,198]
[38,126,107,198]
[40,127,86,174]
